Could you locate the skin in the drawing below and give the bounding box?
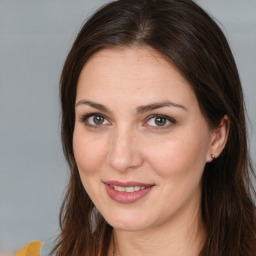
[73,47,229,256]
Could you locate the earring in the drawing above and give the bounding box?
[210,154,216,160]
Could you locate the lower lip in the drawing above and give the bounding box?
[104,184,154,203]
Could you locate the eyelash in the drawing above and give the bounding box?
[144,114,176,129]
[80,113,110,128]
[80,113,176,129]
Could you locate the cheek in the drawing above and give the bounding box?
[145,131,209,178]
[73,127,107,175]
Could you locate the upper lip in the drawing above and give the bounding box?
[103,180,155,187]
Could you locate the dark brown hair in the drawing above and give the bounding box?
[53,0,256,255]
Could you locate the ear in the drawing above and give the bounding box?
[206,115,230,162]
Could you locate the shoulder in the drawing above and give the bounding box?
[16,241,43,256]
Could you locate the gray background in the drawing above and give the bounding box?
[0,0,255,253]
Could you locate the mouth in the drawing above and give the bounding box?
[109,185,147,192]
[103,181,155,203]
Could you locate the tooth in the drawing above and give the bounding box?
[125,186,135,192]
[111,185,148,192]
[113,185,125,192]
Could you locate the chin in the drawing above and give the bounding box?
[103,212,153,232]
[109,221,147,232]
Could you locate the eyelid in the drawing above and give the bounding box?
[143,114,176,128]
[79,113,176,129]
[80,113,111,127]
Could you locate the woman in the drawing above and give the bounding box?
[16,0,256,255]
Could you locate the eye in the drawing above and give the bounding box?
[144,115,176,128]
[81,113,110,127]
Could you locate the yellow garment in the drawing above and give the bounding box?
[16,241,43,256]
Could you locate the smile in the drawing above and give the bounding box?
[110,185,146,192]
[104,181,155,203]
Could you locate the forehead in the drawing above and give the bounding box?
[76,46,197,108]
[79,46,187,85]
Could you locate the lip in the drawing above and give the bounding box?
[103,180,155,203]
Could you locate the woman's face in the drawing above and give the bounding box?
[73,47,214,232]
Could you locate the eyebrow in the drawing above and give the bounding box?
[136,101,187,114]
[76,100,111,113]
[75,100,187,113]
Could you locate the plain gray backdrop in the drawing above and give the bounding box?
[0,0,255,252]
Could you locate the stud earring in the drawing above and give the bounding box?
[210,154,216,159]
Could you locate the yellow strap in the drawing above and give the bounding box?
[16,241,43,256]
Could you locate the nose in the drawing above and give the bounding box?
[107,128,144,172]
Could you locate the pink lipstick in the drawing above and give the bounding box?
[104,181,154,203]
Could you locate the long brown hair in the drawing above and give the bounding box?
[52,0,256,255]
